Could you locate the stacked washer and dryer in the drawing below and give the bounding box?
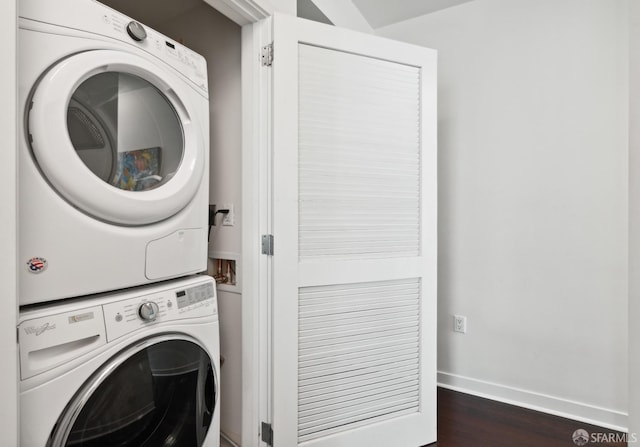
[17,0,220,445]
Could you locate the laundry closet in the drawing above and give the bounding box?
[13,0,438,444]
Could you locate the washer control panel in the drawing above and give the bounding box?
[138,301,159,321]
[103,280,217,342]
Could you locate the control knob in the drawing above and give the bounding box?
[138,301,159,321]
[126,21,147,42]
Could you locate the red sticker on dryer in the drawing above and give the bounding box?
[26,257,48,274]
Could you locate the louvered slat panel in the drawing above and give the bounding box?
[298,278,421,442]
[298,44,422,261]
[299,387,420,421]
[299,373,419,401]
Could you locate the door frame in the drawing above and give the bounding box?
[241,14,274,447]
[205,0,273,26]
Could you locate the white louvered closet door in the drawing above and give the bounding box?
[269,13,437,447]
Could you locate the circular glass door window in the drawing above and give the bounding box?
[49,338,216,447]
[68,72,184,192]
[28,50,205,225]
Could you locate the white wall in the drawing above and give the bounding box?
[379,0,629,429]
[629,0,640,440]
[307,0,373,33]
[0,0,18,445]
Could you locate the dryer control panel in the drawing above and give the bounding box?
[103,11,208,94]
[103,280,217,342]
[19,0,209,95]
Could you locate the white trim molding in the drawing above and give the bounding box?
[438,372,628,433]
[204,0,272,25]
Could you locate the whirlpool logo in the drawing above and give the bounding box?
[23,322,56,336]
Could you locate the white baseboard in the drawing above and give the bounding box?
[437,372,628,432]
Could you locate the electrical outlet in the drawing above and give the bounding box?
[222,203,234,226]
[454,315,467,334]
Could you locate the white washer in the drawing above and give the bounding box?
[19,275,220,447]
[18,0,210,305]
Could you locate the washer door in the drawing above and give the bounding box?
[28,50,205,226]
[48,336,217,447]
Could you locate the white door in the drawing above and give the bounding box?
[266,14,437,447]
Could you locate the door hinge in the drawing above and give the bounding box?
[261,43,273,66]
[261,422,273,446]
[261,234,274,256]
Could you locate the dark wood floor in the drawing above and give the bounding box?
[430,388,627,447]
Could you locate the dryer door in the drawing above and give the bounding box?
[48,335,217,447]
[27,49,205,226]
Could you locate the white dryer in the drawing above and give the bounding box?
[18,0,210,305]
[19,275,220,447]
